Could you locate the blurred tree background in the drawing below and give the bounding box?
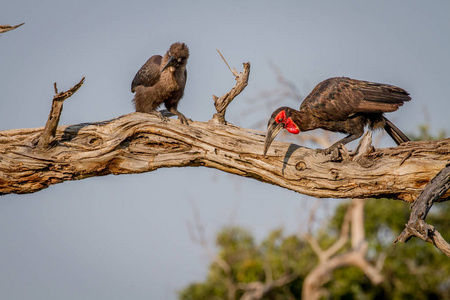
[179,199,450,300]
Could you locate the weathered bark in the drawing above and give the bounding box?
[212,53,250,124]
[37,77,85,149]
[0,113,449,200]
[394,163,450,256]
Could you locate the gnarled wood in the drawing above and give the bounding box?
[0,113,449,200]
[212,51,250,124]
[394,163,450,256]
[37,77,85,149]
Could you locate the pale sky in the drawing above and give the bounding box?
[1,1,449,299]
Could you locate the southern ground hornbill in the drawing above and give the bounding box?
[263,77,411,156]
[131,42,190,124]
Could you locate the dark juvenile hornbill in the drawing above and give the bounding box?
[131,42,190,124]
[264,77,411,156]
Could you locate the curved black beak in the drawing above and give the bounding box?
[160,56,177,73]
[263,118,285,156]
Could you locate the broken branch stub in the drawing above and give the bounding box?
[0,23,24,35]
[211,50,250,124]
[36,77,85,149]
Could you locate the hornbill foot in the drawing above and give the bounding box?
[316,145,337,155]
[151,110,169,122]
[177,113,190,125]
[316,144,345,162]
[168,108,190,125]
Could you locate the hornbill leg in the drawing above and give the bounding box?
[168,107,190,125]
[318,132,363,154]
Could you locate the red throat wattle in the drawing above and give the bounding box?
[285,118,300,134]
[275,110,300,134]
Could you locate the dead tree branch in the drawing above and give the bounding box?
[36,77,85,149]
[0,112,449,200]
[393,163,450,256]
[0,23,24,35]
[211,50,250,124]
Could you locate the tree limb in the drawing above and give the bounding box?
[0,113,449,198]
[393,163,450,256]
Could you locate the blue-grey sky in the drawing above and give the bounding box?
[1,1,449,299]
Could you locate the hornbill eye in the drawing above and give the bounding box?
[278,118,283,123]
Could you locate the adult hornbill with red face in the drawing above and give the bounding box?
[131,42,190,124]
[263,77,411,156]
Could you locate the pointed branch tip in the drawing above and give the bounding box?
[216,49,238,76]
[0,23,25,34]
[53,76,85,102]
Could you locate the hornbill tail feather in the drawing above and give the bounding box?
[383,116,410,145]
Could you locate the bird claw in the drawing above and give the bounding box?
[316,148,327,155]
[151,110,169,122]
[178,114,190,125]
[316,146,334,155]
[316,145,343,161]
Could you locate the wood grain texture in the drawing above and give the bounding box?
[1,112,449,200]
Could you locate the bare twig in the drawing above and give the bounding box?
[216,49,238,76]
[393,162,450,256]
[36,77,85,149]
[211,51,250,125]
[0,23,24,35]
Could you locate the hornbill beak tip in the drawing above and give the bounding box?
[263,120,284,156]
[161,56,177,73]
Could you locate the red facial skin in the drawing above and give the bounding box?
[275,110,300,134]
